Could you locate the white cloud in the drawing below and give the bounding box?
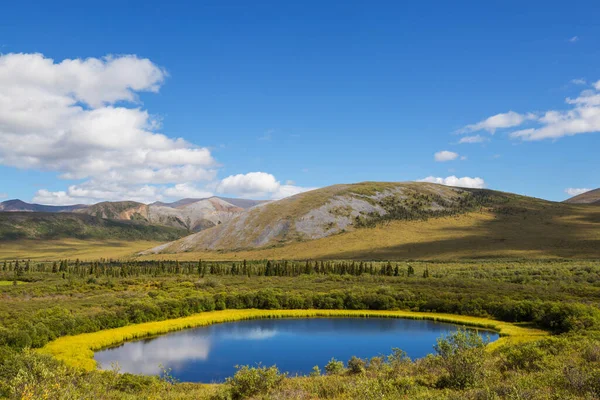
[418,176,486,189]
[463,79,600,141]
[571,78,587,85]
[33,182,165,205]
[0,193,8,199]
[434,150,459,162]
[163,183,213,199]
[569,36,579,43]
[217,172,316,199]
[0,53,221,203]
[565,188,592,197]
[459,111,536,134]
[458,135,487,144]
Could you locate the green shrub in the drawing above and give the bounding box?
[348,356,366,374]
[324,358,345,375]
[501,342,546,371]
[225,364,285,399]
[434,330,486,389]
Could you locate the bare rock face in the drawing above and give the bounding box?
[147,181,510,254]
[147,197,245,232]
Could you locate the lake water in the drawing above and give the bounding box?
[95,317,498,383]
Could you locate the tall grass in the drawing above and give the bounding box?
[39,309,547,371]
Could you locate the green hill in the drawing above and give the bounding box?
[144,182,600,260]
[0,212,188,242]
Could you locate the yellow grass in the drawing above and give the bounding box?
[39,309,547,371]
[0,239,163,261]
[141,206,600,260]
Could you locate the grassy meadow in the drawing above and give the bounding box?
[0,239,165,261]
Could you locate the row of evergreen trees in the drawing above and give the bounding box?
[2,259,431,279]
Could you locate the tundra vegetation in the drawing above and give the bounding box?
[0,258,599,398]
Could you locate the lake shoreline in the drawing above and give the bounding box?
[39,309,548,372]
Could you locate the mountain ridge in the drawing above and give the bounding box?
[1,196,268,233]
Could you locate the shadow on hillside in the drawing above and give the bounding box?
[327,207,600,260]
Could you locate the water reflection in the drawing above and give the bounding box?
[95,318,497,383]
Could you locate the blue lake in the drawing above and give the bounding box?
[94,317,498,383]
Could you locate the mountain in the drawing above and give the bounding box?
[0,199,86,213]
[145,181,600,259]
[146,197,245,231]
[565,189,600,205]
[0,212,187,241]
[75,201,149,220]
[74,197,252,232]
[151,197,266,209]
[147,182,508,252]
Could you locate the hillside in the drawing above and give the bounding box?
[565,188,600,205]
[0,212,188,241]
[0,199,86,213]
[74,197,252,232]
[75,201,149,220]
[152,197,266,209]
[147,197,245,231]
[145,182,600,260]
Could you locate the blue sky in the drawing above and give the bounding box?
[0,0,598,204]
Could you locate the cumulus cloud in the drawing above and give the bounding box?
[434,150,459,162]
[418,176,486,189]
[462,80,600,142]
[217,172,316,199]
[0,53,222,203]
[163,183,214,199]
[458,134,487,144]
[459,111,536,134]
[565,188,592,197]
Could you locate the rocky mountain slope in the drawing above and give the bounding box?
[147,181,524,253]
[146,197,246,232]
[565,189,600,205]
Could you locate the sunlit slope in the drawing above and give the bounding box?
[565,188,600,205]
[0,239,164,261]
[144,182,600,260]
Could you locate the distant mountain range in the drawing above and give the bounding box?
[0,199,87,213]
[2,185,599,259]
[564,189,600,205]
[0,196,268,233]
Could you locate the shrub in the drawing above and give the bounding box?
[225,364,285,399]
[348,356,366,374]
[501,342,546,371]
[434,330,486,389]
[325,358,345,375]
